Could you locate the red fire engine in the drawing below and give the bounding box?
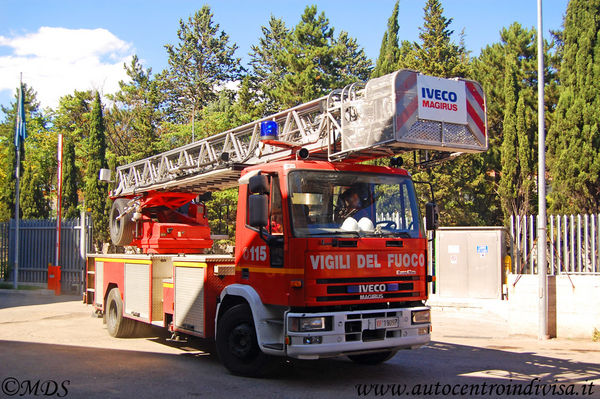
[85,70,487,376]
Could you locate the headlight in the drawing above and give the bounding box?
[412,310,430,324]
[289,317,330,332]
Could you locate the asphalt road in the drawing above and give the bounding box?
[0,290,599,398]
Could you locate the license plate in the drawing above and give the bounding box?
[376,317,399,329]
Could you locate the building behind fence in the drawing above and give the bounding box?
[511,214,600,275]
[0,213,92,292]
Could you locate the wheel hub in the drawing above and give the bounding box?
[229,323,253,359]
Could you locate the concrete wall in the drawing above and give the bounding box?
[507,274,600,339]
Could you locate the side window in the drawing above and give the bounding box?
[270,176,283,234]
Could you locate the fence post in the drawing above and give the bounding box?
[530,215,535,274]
[570,214,575,273]
[576,214,581,272]
[592,214,597,273]
[556,215,561,274]
[550,215,554,275]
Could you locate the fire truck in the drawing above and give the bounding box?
[85,70,487,376]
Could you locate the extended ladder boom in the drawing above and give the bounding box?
[114,69,487,196]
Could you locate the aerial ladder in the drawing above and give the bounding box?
[106,69,487,254]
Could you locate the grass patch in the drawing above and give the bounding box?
[0,282,44,290]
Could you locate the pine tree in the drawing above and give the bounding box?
[547,0,600,213]
[107,55,163,164]
[472,23,558,224]
[271,6,371,108]
[410,0,468,77]
[20,163,50,219]
[62,137,79,219]
[84,92,109,248]
[249,16,289,113]
[372,1,401,78]
[163,5,241,128]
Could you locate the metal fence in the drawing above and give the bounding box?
[510,214,600,275]
[0,213,92,291]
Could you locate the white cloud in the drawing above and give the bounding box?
[0,27,134,109]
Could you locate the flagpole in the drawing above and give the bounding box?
[13,75,22,289]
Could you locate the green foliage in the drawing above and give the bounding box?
[372,1,401,78]
[20,162,50,219]
[406,0,469,78]
[547,0,600,213]
[106,55,164,165]
[84,92,109,248]
[269,5,371,109]
[62,137,79,219]
[0,84,47,221]
[249,16,290,113]
[163,5,242,127]
[472,23,558,224]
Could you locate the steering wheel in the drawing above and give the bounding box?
[375,221,397,230]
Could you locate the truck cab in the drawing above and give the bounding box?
[215,160,432,374]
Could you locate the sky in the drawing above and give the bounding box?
[0,0,568,111]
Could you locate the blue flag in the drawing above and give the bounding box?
[14,84,27,148]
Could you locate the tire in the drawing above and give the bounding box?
[216,304,279,377]
[348,350,398,365]
[106,288,136,338]
[110,198,135,246]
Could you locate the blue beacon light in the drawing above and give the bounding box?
[260,121,278,141]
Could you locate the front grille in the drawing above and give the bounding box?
[343,310,405,343]
[327,282,413,294]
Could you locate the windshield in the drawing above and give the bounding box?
[287,170,422,238]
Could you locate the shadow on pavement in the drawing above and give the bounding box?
[0,338,598,398]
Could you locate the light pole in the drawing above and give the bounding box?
[537,0,549,340]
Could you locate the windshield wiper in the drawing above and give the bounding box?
[362,231,412,238]
[308,231,361,237]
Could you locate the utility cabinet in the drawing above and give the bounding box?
[436,227,506,299]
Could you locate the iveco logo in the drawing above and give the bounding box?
[359,284,386,293]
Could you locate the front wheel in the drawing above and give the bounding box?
[216,304,279,377]
[348,350,397,365]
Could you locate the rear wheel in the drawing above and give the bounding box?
[216,303,279,377]
[106,288,136,338]
[110,198,135,246]
[348,350,397,365]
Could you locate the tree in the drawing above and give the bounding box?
[249,16,289,113]
[409,0,468,78]
[497,58,536,223]
[472,23,558,224]
[107,55,164,164]
[163,5,242,131]
[20,163,50,219]
[372,1,401,78]
[270,6,371,109]
[393,0,497,225]
[0,84,45,221]
[62,137,79,219]
[84,92,109,248]
[547,0,600,213]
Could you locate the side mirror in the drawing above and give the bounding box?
[248,195,268,228]
[99,168,113,183]
[249,175,269,194]
[425,202,439,230]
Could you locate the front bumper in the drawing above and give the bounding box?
[285,306,431,359]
